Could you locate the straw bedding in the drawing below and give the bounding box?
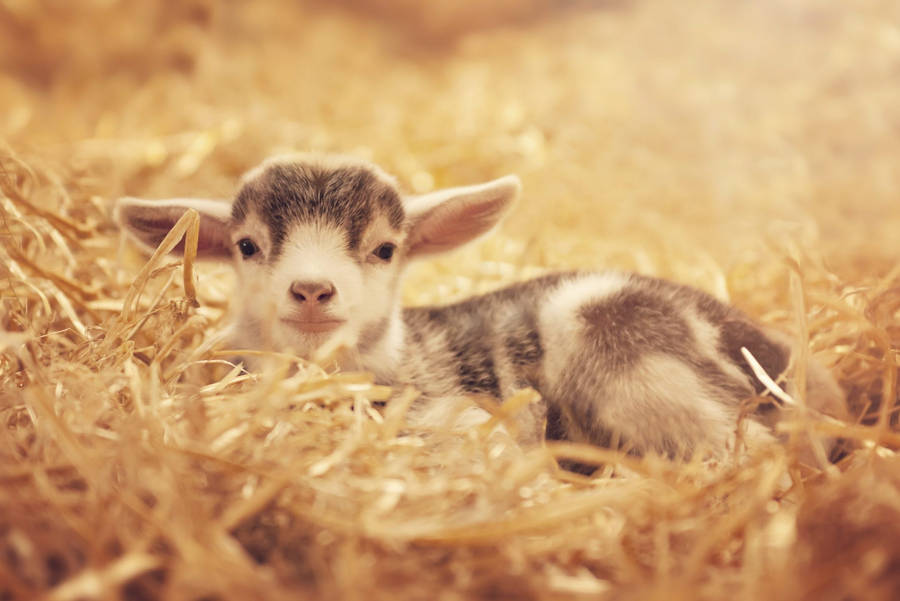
[1,1,899,599]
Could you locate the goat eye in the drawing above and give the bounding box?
[373,243,395,261]
[237,238,258,258]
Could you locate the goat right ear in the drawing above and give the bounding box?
[404,175,520,258]
[114,197,233,259]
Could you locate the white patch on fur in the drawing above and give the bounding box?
[602,353,736,453]
[271,224,358,354]
[224,222,356,359]
[356,307,405,382]
[278,224,356,292]
[538,272,630,384]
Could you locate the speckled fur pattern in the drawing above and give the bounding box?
[397,271,836,457]
[116,154,847,460]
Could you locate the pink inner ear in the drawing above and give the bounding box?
[129,215,179,236]
[409,196,508,256]
[199,219,232,254]
[125,209,183,247]
[174,218,232,255]
[123,205,232,258]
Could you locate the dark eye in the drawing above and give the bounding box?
[373,243,395,261]
[237,238,258,258]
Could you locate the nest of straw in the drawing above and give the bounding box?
[2,1,899,599]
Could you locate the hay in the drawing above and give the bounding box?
[2,0,900,599]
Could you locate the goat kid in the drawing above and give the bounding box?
[116,154,846,459]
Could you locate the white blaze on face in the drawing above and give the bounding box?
[268,222,361,353]
[230,217,405,362]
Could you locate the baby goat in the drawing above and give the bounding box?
[116,154,846,458]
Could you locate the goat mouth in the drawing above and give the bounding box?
[280,317,345,334]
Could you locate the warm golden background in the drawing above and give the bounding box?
[1,1,899,600]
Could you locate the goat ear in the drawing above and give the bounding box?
[404,175,520,258]
[114,197,233,259]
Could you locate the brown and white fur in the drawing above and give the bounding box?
[116,154,846,459]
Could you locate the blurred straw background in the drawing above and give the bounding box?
[1,0,899,599]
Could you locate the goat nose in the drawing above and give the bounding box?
[290,280,336,304]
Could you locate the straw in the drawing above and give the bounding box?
[1,1,899,599]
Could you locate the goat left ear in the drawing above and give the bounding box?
[404,175,520,258]
[115,197,233,259]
